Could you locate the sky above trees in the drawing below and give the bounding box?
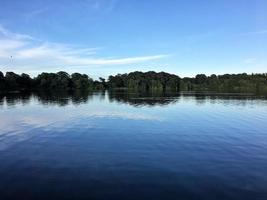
[0,0,266,78]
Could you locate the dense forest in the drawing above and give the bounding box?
[108,72,267,94]
[0,71,267,94]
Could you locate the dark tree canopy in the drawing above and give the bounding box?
[71,73,93,89]
[0,71,5,91]
[108,71,181,91]
[0,70,267,95]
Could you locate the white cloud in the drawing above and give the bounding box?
[0,39,25,58]
[0,25,168,72]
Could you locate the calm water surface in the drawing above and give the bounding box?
[0,91,267,200]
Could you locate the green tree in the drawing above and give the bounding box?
[71,73,93,89]
[5,72,20,90]
[0,71,5,91]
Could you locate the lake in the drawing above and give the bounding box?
[0,90,267,200]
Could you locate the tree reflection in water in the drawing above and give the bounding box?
[0,90,266,107]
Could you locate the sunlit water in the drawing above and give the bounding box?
[0,91,267,200]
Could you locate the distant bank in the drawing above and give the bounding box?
[0,71,267,94]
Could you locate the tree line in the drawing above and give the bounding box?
[0,71,106,91]
[0,71,267,94]
[108,72,267,94]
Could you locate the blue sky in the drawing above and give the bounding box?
[0,0,266,78]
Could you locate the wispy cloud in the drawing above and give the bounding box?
[240,30,267,36]
[243,58,256,64]
[84,0,118,13]
[0,24,34,40]
[0,25,168,72]
[24,7,49,21]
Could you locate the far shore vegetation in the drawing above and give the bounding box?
[0,71,267,94]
